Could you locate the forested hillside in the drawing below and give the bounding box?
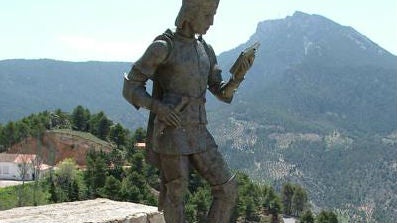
[1,108,307,223]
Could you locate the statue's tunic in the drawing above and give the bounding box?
[134,34,219,155]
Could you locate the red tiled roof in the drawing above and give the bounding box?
[0,154,36,163]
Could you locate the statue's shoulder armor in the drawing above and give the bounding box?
[154,29,175,63]
[153,30,216,71]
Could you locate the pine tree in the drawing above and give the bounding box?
[100,175,122,200]
[264,186,282,222]
[292,185,308,217]
[97,115,112,140]
[300,210,314,223]
[282,182,295,215]
[133,127,146,142]
[72,105,90,131]
[3,121,17,147]
[84,150,108,198]
[53,158,81,202]
[0,124,6,152]
[316,210,338,223]
[68,180,80,201]
[49,171,58,203]
[109,123,128,148]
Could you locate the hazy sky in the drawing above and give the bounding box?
[1,0,396,62]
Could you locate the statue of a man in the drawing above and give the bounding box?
[123,0,256,222]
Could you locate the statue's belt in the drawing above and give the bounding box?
[163,93,206,106]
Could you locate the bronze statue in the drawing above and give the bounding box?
[123,0,257,222]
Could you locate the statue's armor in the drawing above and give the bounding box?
[132,32,219,155]
[154,34,210,125]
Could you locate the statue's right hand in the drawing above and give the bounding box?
[152,100,181,127]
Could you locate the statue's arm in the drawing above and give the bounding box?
[123,40,181,127]
[207,47,246,104]
[208,67,245,104]
[208,45,254,104]
[122,40,168,110]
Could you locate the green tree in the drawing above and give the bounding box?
[84,149,108,198]
[120,174,141,202]
[16,121,30,142]
[282,182,295,215]
[292,185,308,217]
[107,148,124,180]
[230,172,283,222]
[316,210,338,223]
[300,210,315,223]
[72,105,90,131]
[48,171,58,203]
[185,185,212,223]
[16,154,34,207]
[87,111,113,140]
[231,172,257,222]
[97,115,112,140]
[67,179,80,201]
[264,186,282,222]
[52,158,85,202]
[0,124,6,152]
[145,163,160,189]
[130,151,145,173]
[29,113,48,137]
[89,111,103,136]
[109,123,128,148]
[245,196,260,221]
[133,127,146,143]
[3,121,17,147]
[121,171,152,203]
[100,175,122,200]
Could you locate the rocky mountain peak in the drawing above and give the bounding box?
[248,11,395,69]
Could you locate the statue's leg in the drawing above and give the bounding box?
[207,175,237,223]
[157,171,166,211]
[159,154,189,223]
[191,131,238,223]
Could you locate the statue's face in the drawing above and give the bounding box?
[190,9,216,35]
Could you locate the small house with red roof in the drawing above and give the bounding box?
[0,154,46,180]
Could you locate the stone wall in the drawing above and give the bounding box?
[0,198,165,223]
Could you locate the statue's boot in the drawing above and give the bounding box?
[207,175,238,223]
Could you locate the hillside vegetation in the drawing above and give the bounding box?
[1,108,324,223]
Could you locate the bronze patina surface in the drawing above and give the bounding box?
[123,0,257,222]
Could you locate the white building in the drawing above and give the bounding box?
[0,154,37,180]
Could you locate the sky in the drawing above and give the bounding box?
[1,0,396,62]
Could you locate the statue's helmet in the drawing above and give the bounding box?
[175,0,220,28]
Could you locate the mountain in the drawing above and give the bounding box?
[0,11,396,221]
[214,11,396,134]
[209,11,397,222]
[0,59,147,128]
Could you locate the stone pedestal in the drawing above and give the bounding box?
[0,198,165,223]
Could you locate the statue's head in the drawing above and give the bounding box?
[175,0,220,34]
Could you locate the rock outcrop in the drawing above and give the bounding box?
[0,198,165,223]
[7,129,112,166]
